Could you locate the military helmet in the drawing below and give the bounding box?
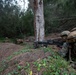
[60,31,70,37]
[67,31,76,39]
[71,27,76,32]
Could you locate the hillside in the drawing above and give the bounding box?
[0,41,76,75]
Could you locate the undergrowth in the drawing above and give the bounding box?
[0,47,76,75]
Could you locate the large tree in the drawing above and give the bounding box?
[31,0,45,41]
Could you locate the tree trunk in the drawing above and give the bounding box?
[34,0,45,41]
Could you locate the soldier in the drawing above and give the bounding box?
[58,31,70,59]
[59,28,76,63]
[67,29,76,62]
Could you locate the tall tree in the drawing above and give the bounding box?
[33,0,45,41]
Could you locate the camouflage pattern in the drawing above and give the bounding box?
[58,42,68,57]
[59,29,76,61]
[73,43,76,56]
[67,30,76,60]
[58,31,70,57]
[67,31,76,40]
[60,31,70,37]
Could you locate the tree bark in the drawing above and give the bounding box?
[34,0,45,41]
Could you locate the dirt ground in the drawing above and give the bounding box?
[0,33,61,75]
[0,43,24,61]
[0,33,60,61]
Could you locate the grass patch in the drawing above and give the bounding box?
[34,56,76,75]
[33,47,76,75]
[0,60,8,74]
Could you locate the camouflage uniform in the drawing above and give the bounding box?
[58,42,68,57]
[67,30,76,61]
[59,29,76,62]
[58,31,70,57]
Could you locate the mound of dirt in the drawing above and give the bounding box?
[1,49,52,75]
[0,43,23,61]
[0,33,62,75]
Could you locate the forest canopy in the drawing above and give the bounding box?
[0,0,76,38]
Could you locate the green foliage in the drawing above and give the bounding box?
[0,0,34,38]
[0,0,76,37]
[17,64,22,71]
[0,37,5,42]
[34,56,76,75]
[0,47,76,75]
[0,60,8,73]
[21,10,34,36]
[34,47,76,75]
[24,62,30,70]
[44,0,76,34]
[7,70,20,75]
[24,62,32,74]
